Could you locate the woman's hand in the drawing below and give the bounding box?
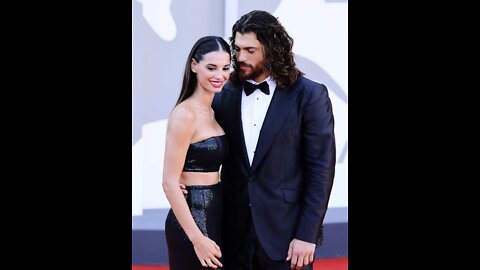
[192,235,223,268]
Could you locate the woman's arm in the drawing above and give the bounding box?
[162,106,223,268]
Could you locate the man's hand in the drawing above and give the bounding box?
[286,238,316,270]
[179,183,188,195]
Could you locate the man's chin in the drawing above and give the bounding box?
[238,71,251,81]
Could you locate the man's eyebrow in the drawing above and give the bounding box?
[234,45,258,49]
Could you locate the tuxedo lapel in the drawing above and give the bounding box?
[224,84,250,170]
[250,86,300,172]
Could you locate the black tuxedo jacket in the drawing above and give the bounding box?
[212,76,336,262]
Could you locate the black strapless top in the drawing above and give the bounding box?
[182,134,229,172]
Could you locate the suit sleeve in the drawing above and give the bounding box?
[212,91,224,126]
[295,83,336,245]
[212,92,221,115]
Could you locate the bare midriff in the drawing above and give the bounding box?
[180,171,220,186]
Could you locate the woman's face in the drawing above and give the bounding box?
[192,50,231,93]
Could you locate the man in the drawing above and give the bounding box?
[212,10,336,270]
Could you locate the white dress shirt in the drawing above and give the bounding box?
[241,77,277,166]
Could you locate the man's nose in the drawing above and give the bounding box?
[236,51,246,62]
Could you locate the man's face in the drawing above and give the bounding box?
[233,32,268,83]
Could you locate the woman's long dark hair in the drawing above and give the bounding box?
[229,10,304,89]
[175,36,231,106]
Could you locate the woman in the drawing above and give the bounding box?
[162,36,230,270]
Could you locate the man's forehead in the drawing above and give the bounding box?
[234,32,261,47]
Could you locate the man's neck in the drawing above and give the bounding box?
[250,73,269,83]
[247,76,270,85]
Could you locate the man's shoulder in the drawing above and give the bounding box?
[291,76,327,98]
[297,77,332,106]
[297,76,325,89]
[223,80,236,91]
[213,81,236,107]
[216,81,239,98]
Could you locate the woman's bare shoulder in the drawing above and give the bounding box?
[167,103,197,137]
[170,103,196,122]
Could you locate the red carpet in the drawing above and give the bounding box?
[133,257,348,270]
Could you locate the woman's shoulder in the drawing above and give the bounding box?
[169,103,197,128]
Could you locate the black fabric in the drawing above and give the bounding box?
[165,183,224,270]
[183,134,229,172]
[213,77,335,261]
[243,81,270,96]
[227,213,311,270]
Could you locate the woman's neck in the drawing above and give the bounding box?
[190,88,214,109]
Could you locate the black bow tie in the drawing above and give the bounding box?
[243,81,270,96]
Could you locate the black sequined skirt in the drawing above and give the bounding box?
[165,182,223,270]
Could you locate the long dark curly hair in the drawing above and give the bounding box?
[229,10,304,89]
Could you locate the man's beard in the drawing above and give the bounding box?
[237,61,265,81]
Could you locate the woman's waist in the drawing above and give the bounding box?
[182,181,222,208]
[180,171,220,187]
